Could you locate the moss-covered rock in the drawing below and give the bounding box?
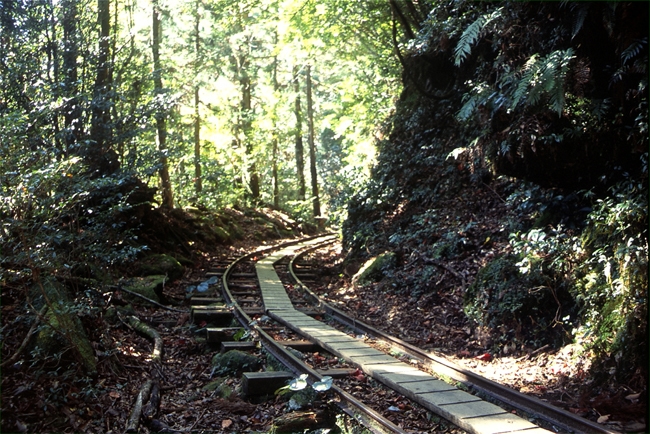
[353,251,396,285]
[211,350,261,377]
[212,226,231,243]
[35,305,97,376]
[464,254,576,348]
[137,254,184,280]
[122,275,166,305]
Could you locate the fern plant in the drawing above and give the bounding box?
[510,49,575,115]
[454,7,503,66]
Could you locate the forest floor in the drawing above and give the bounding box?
[1,201,646,433]
[308,176,647,434]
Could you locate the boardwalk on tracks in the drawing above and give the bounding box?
[255,237,551,434]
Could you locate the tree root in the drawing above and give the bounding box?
[127,315,163,363]
[125,379,153,433]
[124,315,166,432]
[113,285,188,313]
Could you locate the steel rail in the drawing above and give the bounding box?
[219,235,407,434]
[288,243,617,434]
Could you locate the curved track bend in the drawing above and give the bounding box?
[204,235,615,434]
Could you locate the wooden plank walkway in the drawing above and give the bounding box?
[256,238,551,434]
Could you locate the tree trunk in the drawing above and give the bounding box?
[87,0,119,176]
[152,1,174,209]
[61,0,81,153]
[193,3,202,194]
[272,53,280,208]
[293,65,306,201]
[306,65,321,217]
[242,69,260,202]
[194,87,202,194]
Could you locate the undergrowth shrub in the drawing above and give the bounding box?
[465,176,647,381]
[1,157,151,279]
[574,178,648,381]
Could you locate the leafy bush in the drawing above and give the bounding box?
[574,179,648,380]
[464,250,577,349]
[465,176,647,380]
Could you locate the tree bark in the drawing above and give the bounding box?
[306,65,321,217]
[241,71,260,202]
[152,1,174,208]
[193,3,202,194]
[293,65,306,201]
[271,53,280,208]
[87,0,119,176]
[127,315,163,362]
[61,0,81,152]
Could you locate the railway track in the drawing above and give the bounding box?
[191,235,616,434]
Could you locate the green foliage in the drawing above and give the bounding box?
[459,48,575,120]
[454,7,503,66]
[464,246,577,348]
[574,180,648,379]
[211,350,261,377]
[510,49,575,115]
[465,177,647,378]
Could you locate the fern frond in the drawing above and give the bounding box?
[454,7,503,67]
[454,17,484,67]
[621,38,647,65]
[571,4,589,40]
[508,49,574,115]
[510,55,539,109]
[457,82,491,121]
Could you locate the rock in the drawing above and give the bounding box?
[137,254,184,280]
[211,350,261,377]
[353,251,396,285]
[122,275,167,305]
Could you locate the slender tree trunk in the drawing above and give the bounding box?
[194,87,202,194]
[306,65,320,217]
[61,0,81,153]
[242,69,260,201]
[152,1,174,209]
[193,2,202,194]
[88,0,119,176]
[293,65,306,201]
[271,54,280,208]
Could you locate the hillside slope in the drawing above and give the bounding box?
[341,1,647,423]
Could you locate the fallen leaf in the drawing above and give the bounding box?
[109,391,121,399]
[625,393,640,401]
[597,414,610,424]
[475,353,492,362]
[222,419,233,429]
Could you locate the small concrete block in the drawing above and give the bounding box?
[317,336,363,345]
[349,354,404,367]
[461,411,543,434]
[335,347,386,358]
[417,389,481,405]
[362,361,418,376]
[190,297,223,306]
[316,368,356,378]
[242,371,294,396]
[439,400,508,420]
[373,368,434,383]
[274,340,320,352]
[325,340,373,351]
[206,327,242,343]
[191,306,233,326]
[395,379,459,395]
[220,341,257,354]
